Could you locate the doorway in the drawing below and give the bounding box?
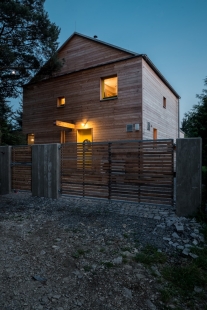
[153,128,157,140]
[77,129,92,169]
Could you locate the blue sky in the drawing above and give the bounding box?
[12,0,207,124]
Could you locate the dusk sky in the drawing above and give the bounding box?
[12,0,207,124]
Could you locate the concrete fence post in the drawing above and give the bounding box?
[0,146,11,195]
[176,138,202,217]
[32,144,61,199]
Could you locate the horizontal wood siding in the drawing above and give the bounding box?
[11,146,32,191]
[55,35,133,76]
[61,140,174,205]
[142,59,178,141]
[23,58,142,144]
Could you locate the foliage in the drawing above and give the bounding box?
[0,0,61,100]
[161,248,207,308]
[181,77,207,167]
[134,245,167,265]
[0,98,26,145]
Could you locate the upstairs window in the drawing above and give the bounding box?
[57,96,65,107]
[101,76,118,99]
[163,96,166,108]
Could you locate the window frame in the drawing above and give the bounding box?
[163,96,166,109]
[100,75,118,100]
[57,96,66,108]
[27,133,35,145]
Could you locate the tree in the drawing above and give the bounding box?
[181,77,207,166]
[0,0,61,100]
[0,97,26,145]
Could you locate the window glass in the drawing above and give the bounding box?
[101,76,118,99]
[28,134,34,144]
[57,96,65,107]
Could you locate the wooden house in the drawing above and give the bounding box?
[23,32,180,145]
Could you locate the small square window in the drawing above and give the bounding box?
[101,76,118,99]
[28,133,34,145]
[163,97,166,108]
[57,96,65,107]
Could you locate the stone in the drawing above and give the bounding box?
[189,253,198,259]
[172,232,180,239]
[177,245,184,250]
[174,222,184,232]
[192,239,198,246]
[190,232,198,238]
[182,249,190,256]
[146,299,157,309]
[136,273,145,280]
[123,287,132,299]
[113,256,123,265]
[194,286,203,293]
[163,237,171,241]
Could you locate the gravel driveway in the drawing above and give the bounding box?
[0,192,204,309]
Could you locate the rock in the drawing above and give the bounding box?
[53,294,61,299]
[189,253,198,259]
[32,275,47,284]
[194,286,203,293]
[193,239,198,246]
[172,232,180,239]
[123,287,132,299]
[163,237,171,241]
[113,256,123,265]
[136,273,145,280]
[182,249,190,256]
[174,222,184,232]
[177,245,184,250]
[146,299,157,309]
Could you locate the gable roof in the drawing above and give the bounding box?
[26,32,180,99]
[57,32,139,57]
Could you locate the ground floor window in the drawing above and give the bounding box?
[27,133,35,144]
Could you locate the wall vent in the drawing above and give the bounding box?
[126,124,133,132]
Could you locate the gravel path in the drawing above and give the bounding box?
[0,192,205,309]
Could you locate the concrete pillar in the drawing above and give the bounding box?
[32,144,61,199]
[176,138,202,217]
[0,146,11,195]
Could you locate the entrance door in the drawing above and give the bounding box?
[77,129,92,143]
[77,129,92,169]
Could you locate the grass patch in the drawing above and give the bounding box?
[102,261,114,268]
[72,248,86,259]
[160,247,207,306]
[123,233,129,239]
[83,265,92,272]
[134,245,167,265]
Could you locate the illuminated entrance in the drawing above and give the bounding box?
[77,129,92,168]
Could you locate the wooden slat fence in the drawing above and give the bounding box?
[11,145,32,191]
[61,140,174,205]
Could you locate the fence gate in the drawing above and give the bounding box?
[61,140,174,206]
[11,145,32,191]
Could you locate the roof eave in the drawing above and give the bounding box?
[141,54,180,99]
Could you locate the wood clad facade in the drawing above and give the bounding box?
[142,59,179,141]
[23,32,179,144]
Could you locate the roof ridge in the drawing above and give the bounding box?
[58,32,139,56]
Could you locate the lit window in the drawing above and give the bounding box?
[57,96,65,107]
[101,76,118,99]
[163,96,166,108]
[28,134,35,145]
